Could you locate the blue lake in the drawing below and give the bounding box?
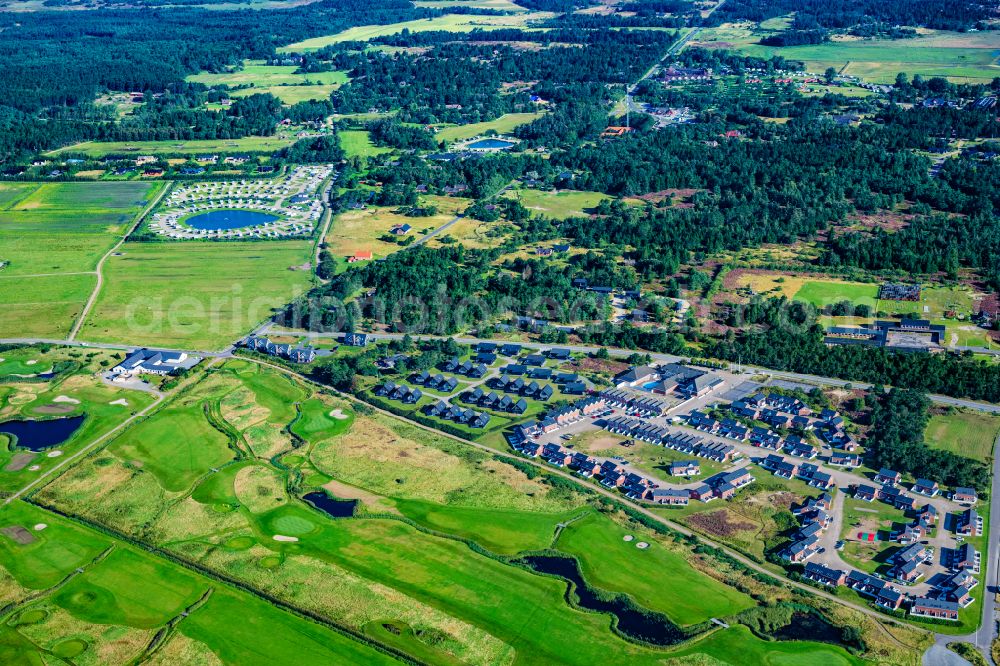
[0,415,85,451]
[467,138,516,150]
[185,209,280,231]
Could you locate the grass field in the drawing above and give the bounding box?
[0,181,160,338]
[325,196,466,263]
[340,130,393,159]
[414,0,528,11]
[47,136,297,158]
[278,12,554,52]
[435,112,545,143]
[501,188,613,220]
[555,512,754,626]
[230,84,341,104]
[78,240,314,350]
[924,410,1000,463]
[694,26,1000,83]
[188,61,348,88]
[0,501,400,665]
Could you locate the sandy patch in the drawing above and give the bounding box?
[110,399,130,406]
[52,395,80,404]
[28,465,40,471]
[322,478,391,511]
[45,450,63,458]
[26,360,37,366]
[623,534,635,542]
[33,524,47,531]
[272,534,299,542]
[0,526,36,545]
[4,452,35,472]
[635,542,649,549]
[328,408,349,420]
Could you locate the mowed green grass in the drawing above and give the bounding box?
[667,624,863,665]
[394,498,580,555]
[47,135,297,158]
[340,130,393,159]
[502,188,612,220]
[0,181,159,338]
[0,501,400,665]
[925,410,1000,463]
[792,280,879,309]
[108,404,234,492]
[79,240,314,350]
[555,513,754,627]
[230,84,340,104]
[278,12,553,52]
[435,112,545,143]
[188,61,348,87]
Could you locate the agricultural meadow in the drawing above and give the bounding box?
[0,181,161,338]
[0,359,868,664]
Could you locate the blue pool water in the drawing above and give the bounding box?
[467,138,516,150]
[642,381,659,390]
[185,209,279,230]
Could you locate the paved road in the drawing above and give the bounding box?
[0,337,233,359]
[924,643,973,666]
[68,181,171,341]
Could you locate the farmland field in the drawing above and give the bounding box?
[230,84,342,104]
[924,410,1000,463]
[278,12,554,52]
[78,240,313,350]
[434,112,545,143]
[694,26,1000,83]
[46,136,297,158]
[340,130,393,159]
[187,61,349,88]
[501,189,614,220]
[0,181,160,338]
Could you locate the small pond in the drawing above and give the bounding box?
[185,209,280,231]
[770,611,847,646]
[518,555,687,646]
[303,491,358,518]
[0,415,85,451]
[467,138,516,151]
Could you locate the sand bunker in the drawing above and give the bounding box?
[46,450,63,458]
[272,534,299,542]
[33,524,47,531]
[109,399,129,406]
[622,535,635,542]
[26,360,37,366]
[52,395,80,404]
[328,409,349,420]
[28,465,40,471]
[636,542,650,549]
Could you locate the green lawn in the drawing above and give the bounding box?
[435,112,545,143]
[290,397,353,441]
[501,189,613,220]
[188,61,348,88]
[394,499,580,555]
[666,624,864,665]
[0,181,160,338]
[278,13,553,52]
[78,240,314,350]
[340,130,393,159]
[47,136,297,158]
[555,512,755,627]
[230,84,341,104]
[792,280,879,309]
[108,404,234,492]
[924,410,1000,463]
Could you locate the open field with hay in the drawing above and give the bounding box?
[47,136,297,158]
[278,12,553,52]
[0,181,161,338]
[77,240,313,350]
[924,410,1000,463]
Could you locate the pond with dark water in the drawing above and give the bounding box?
[303,491,358,518]
[518,555,687,646]
[185,209,280,230]
[0,415,85,451]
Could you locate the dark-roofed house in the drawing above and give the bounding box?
[476,342,497,353]
[803,562,846,587]
[650,488,689,505]
[113,348,199,376]
[875,468,902,486]
[912,479,939,497]
[547,348,571,360]
[525,354,546,367]
[956,508,982,536]
[500,343,522,356]
[563,381,587,395]
[952,487,978,505]
[854,484,877,502]
[343,332,369,347]
[910,598,959,621]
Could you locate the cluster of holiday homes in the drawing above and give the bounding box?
[729,393,860,452]
[111,348,202,377]
[759,455,836,491]
[613,363,723,398]
[512,438,754,506]
[491,367,586,396]
[603,416,743,465]
[242,335,317,364]
[422,401,491,429]
[783,493,837,563]
[373,380,423,405]
[802,563,975,621]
